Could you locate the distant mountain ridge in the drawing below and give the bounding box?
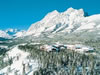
[0,29,26,39]
[26,7,100,37]
[0,30,11,39]
[1,8,100,39]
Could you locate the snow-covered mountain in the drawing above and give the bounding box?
[0,30,11,39]
[14,30,26,38]
[0,29,26,39]
[1,8,100,38]
[5,28,18,36]
[26,7,100,36]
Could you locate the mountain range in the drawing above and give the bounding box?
[0,29,26,39]
[1,7,100,39]
[26,7,100,37]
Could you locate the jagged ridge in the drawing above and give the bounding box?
[26,7,100,37]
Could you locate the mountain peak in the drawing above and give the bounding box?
[47,10,59,16]
[63,7,84,17]
[42,10,59,22]
[64,7,75,14]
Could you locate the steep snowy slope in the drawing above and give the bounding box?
[26,7,100,36]
[0,45,39,75]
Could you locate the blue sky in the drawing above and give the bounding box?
[0,0,100,30]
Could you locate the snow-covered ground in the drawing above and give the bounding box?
[0,45,39,75]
